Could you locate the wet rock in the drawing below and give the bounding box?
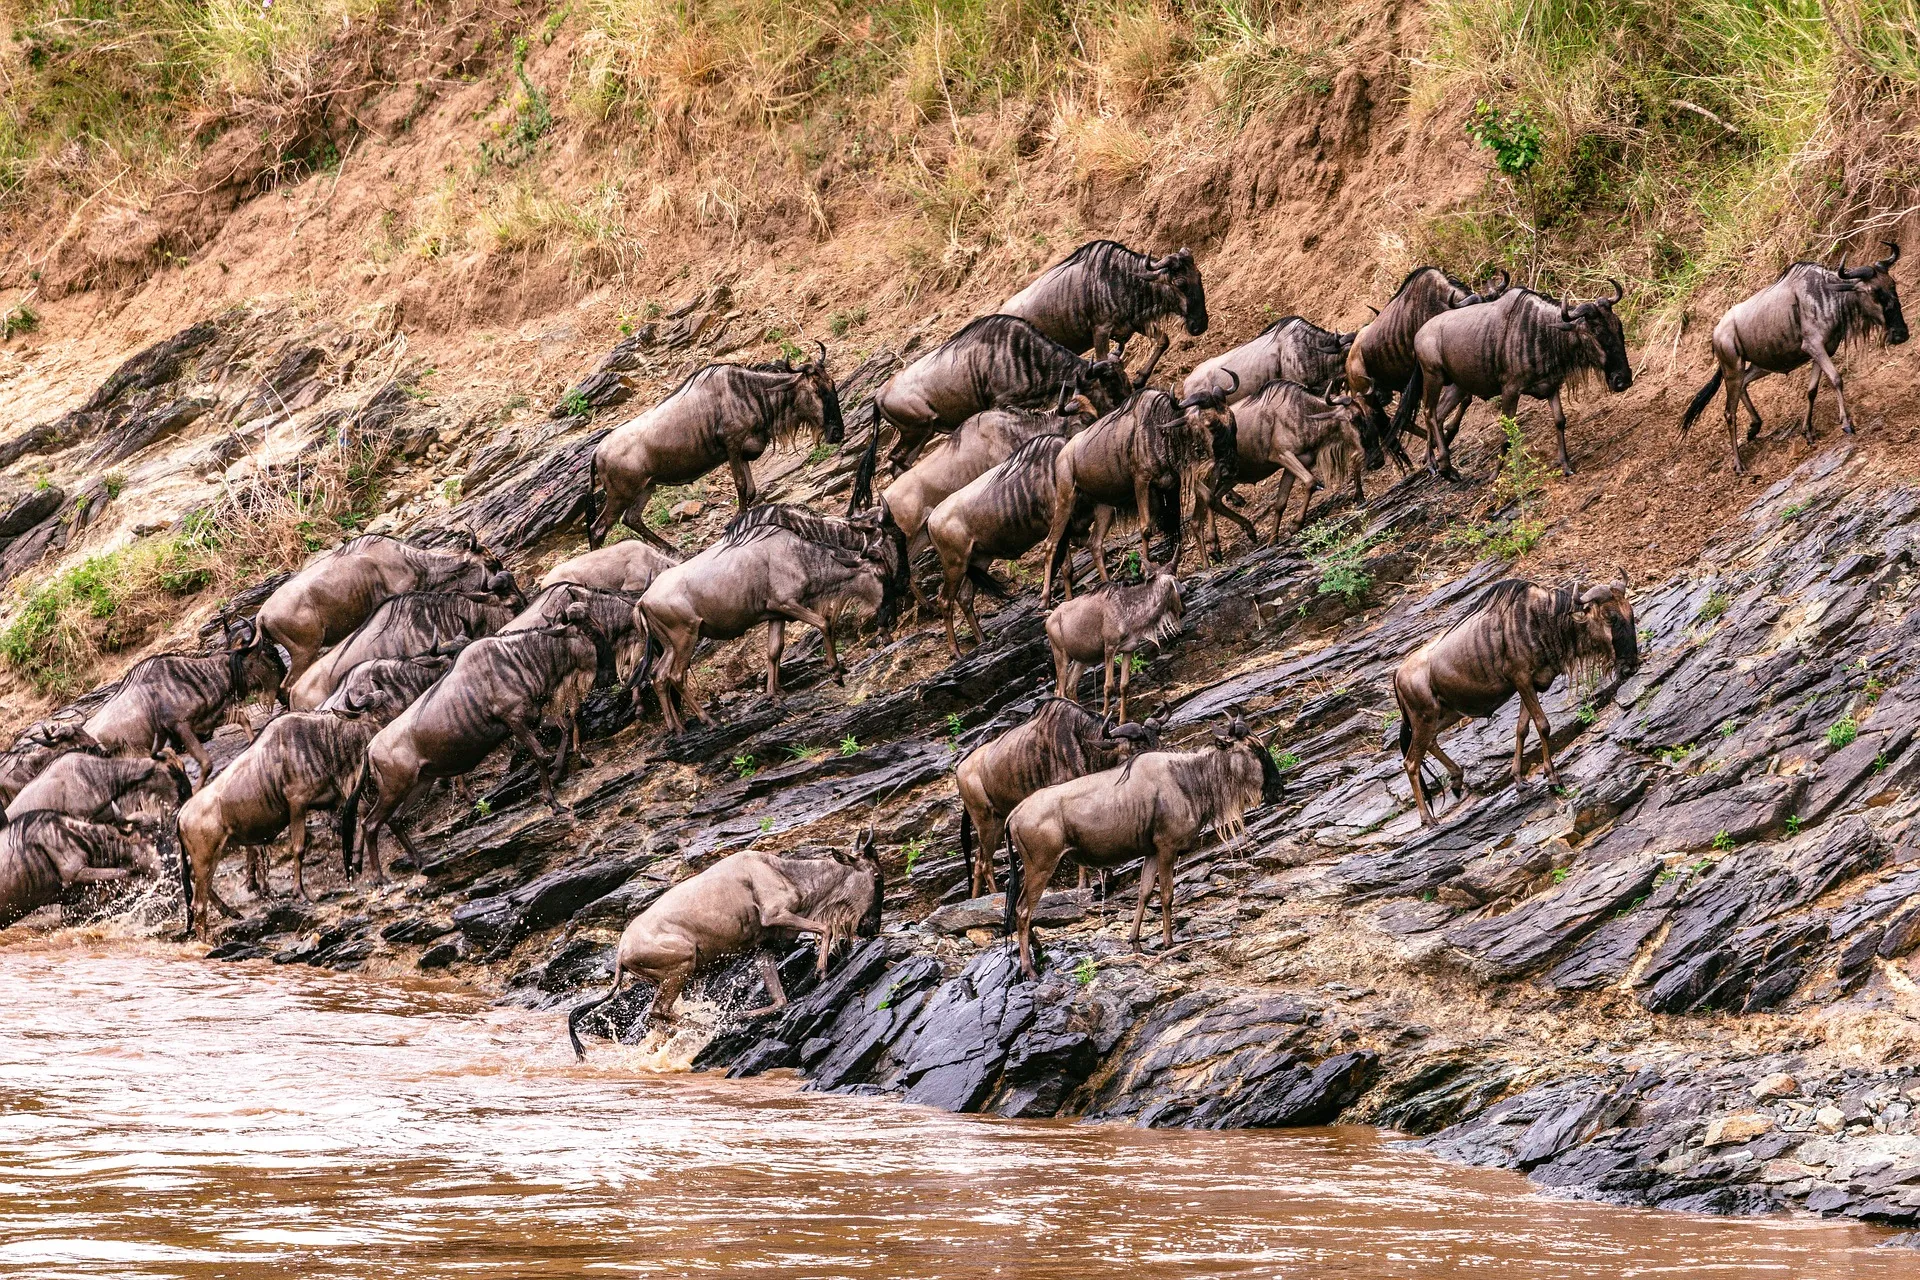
[451,856,638,958]
[1371,1058,1517,1135]
[892,948,1043,1112]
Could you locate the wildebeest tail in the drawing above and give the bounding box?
[176,821,193,928]
[958,808,974,878]
[339,759,370,876]
[622,630,659,703]
[1389,367,1424,439]
[567,967,627,1062]
[847,421,881,517]
[1001,828,1022,937]
[966,564,1011,598]
[1149,483,1181,554]
[584,450,602,548]
[1680,368,1723,434]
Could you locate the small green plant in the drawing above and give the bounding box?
[1073,956,1098,986]
[1550,867,1570,884]
[1657,743,1693,765]
[1268,746,1301,772]
[103,472,126,501]
[806,442,836,466]
[1785,814,1804,835]
[732,753,758,779]
[946,713,964,738]
[1827,716,1859,749]
[1717,719,1738,738]
[903,837,927,876]
[785,743,823,762]
[1130,652,1150,675]
[474,798,493,818]
[1301,514,1381,602]
[561,389,591,417]
[1575,701,1597,726]
[1696,591,1731,623]
[616,314,635,336]
[876,979,904,1011]
[1711,829,1735,852]
[828,307,868,337]
[1467,102,1542,177]
[1865,676,1886,703]
[1120,549,1142,579]
[1781,500,1810,520]
[759,815,775,833]
[839,735,860,756]
[481,36,552,165]
[1872,751,1889,774]
[440,476,463,504]
[2,303,38,340]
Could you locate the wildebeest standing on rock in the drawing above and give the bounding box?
[926,434,1075,656]
[997,240,1208,382]
[341,605,616,881]
[1680,243,1906,474]
[867,315,1130,480]
[285,590,514,710]
[1394,577,1637,826]
[1197,380,1369,555]
[0,720,102,806]
[1184,316,1354,404]
[255,533,516,686]
[1004,716,1284,978]
[540,540,680,594]
[1413,281,1633,478]
[1040,385,1231,603]
[567,833,883,1059]
[178,674,425,932]
[1352,266,1509,461]
[635,504,909,734]
[84,622,286,785]
[1046,573,1183,723]
[586,349,845,551]
[6,753,189,824]
[956,699,1161,898]
[0,811,162,929]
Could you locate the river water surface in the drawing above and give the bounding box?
[0,938,1907,1279]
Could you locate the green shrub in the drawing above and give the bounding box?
[1827,716,1858,749]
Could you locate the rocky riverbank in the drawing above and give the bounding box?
[196,431,1920,1230]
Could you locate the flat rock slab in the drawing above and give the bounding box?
[925,890,1091,935]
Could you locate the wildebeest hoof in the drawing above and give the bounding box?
[1747,420,1763,441]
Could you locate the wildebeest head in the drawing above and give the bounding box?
[789,341,846,444]
[1216,713,1286,805]
[1079,355,1133,412]
[486,569,525,608]
[1560,279,1632,392]
[852,828,883,938]
[1053,382,1099,427]
[1839,242,1907,345]
[1325,391,1381,472]
[849,504,912,633]
[229,630,287,701]
[1574,579,1638,676]
[560,601,619,687]
[1177,373,1238,469]
[1150,248,1208,336]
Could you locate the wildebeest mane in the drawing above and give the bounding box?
[1054,239,1148,272]
[1459,578,1578,669]
[719,503,880,560]
[943,313,1052,348]
[1389,265,1471,301]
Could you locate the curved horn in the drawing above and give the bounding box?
[1494,267,1511,292]
[1616,563,1632,589]
[1055,380,1076,414]
[814,339,828,368]
[1223,369,1239,398]
[1560,295,1575,323]
[1100,714,1117,740]
[1879,241,1901,272]
[1365,303,1380,317]
[1606,277,1624,304]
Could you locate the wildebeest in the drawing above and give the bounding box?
[1184,316,1354,404]
[316,651,459,715]
[6,753,189,824]
[1394,577,1636,825]
[177,678,421,930]
[866,315,1130,480]
[635,504,908,734]
[1197,380,1369,555]
[566,834,883,1059]
[1040,386,1230,603]
[926,434,1075,656]
[1413,281,1633,477]
[255,533,515,685]
[586,349,844,550]
[286,591,514,710]
[997,240,1208,381]
[1352,266,1508,462]
[0,720,102,806]
[340,607,613,881]
[1046,573,1183,723]
[1680,243,1906,473]
[956,698,1161,898]
[1003,716,1283,978]
[0,811,162,929]
[84,626,287,784]
[540,540,681,594]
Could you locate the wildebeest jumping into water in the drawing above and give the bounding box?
[0,811,162,929]
[587,349,845,550]
[1393,577,1637,826]
[955,699,1162,899]
[1003,715,1283,979]
[1680,244,1906,474]
[635,504,908,733]
[567,834,883,1059]
[6,753,189,825]
[1412,281,1633,478]
[867,315,1130,480]
[997,240,1209,384]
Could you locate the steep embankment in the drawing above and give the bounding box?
[1,0,1918,1234]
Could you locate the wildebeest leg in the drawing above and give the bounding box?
[1547,390,1575,476]
[1721,360,1750,473]
[1513,684,1562,787]
[1269,473,1296,543]
[510,720,565,813]
[649,970,690,1029]
[1014,836,1068,979]
[726,443,758,511]
[170,723,213,791]
[744,949,790,1017]
[1272,452,1318,532]
[1041,490,1077,606]
[941,555,970,657]
[1421,372,1453,478]
[782,603,842,683]
[1427,737,1467,796]
[1804,335,1854,435]
[959,573,989,650]
[1133,328,1171,390]
[1801,363,1823,441]
[763,619,786,698]
[1741,368,1766,440]
[1052,638,1076,701]
[1115,646,1132,723]
[1088,506,1115,588]
[1155,844,1177,949]
[1100,644,1116,717]
[287,805,311,901]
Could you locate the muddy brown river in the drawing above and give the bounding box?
[0,938,1906,1279]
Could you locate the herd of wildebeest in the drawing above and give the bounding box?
[0,235,1907,1057]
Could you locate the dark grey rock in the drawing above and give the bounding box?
[1447,853,1661,977]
